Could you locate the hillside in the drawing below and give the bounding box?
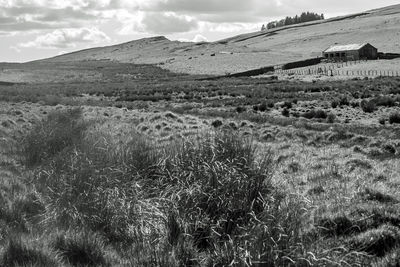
[44,4,400,75]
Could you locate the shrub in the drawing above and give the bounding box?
[389,112,400,124]
[52,231,110,266]
[331,100,339,109]
[21,108,87,167]
[360,100,376,113]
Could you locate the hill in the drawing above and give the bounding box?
[44,4,400,75]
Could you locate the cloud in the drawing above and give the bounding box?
[140,12,198,34]
[192,34,208,42]
[18,27,110,49]
[148,0,251,13]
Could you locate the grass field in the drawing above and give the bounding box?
[1,61,400,266]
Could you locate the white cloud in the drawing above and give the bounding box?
[141,12,198,34]
[18,27,110,49]
[192,34,208,42]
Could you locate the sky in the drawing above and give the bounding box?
[0,0,399,62]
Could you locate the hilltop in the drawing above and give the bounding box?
[40,4,400,75]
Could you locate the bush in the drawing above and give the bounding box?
[52,231,110,266]
[389,112,400,124]
[331,100,339,109]
[21,108,87,167]
[360,100,376,113]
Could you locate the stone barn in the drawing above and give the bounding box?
[323,43,378,61]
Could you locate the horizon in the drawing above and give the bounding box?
[1,0,399,63]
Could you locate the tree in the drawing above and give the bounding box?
[261,24,266,31]
[265,11,324,30]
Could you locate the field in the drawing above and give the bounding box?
[1,61,400,266]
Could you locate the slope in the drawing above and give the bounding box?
[44,4,400,76]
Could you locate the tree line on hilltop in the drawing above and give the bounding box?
[261,12,325,31]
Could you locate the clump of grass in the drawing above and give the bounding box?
[211,119,223,128]
[348,224,400,257]
[52,231,110,266]
[24,112,317,265]
[316,215,357,237]
[359,188,397,203]
[389,112,400,124]
[339,96,349,106]
[360,100,376,113]
[1,238,59,267]
[281,108,290,117]
[21,108,87,167]
[326,113,336,123]
[302,109,327,120]
[235,106,246,113]
[281,101,292,109]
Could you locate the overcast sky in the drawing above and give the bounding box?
[1,0,399,62]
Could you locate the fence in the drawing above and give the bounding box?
[274,59,400,77]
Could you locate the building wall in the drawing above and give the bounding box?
[359,44,378,59]
[323,50,359,61]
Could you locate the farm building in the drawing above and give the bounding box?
[323,43,378,61]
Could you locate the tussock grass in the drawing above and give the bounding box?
[21,108,87,167]
[359,188,397,203]
[348,224,400,257]
[1,238,59,267]
[52,230,110,266]
[18,109,319,265]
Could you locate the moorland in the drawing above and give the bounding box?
[1,60,400,266]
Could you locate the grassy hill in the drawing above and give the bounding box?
[42,4,400,75]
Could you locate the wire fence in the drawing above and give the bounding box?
[274,60,400,77]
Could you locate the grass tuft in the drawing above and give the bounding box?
[1,238,59,267]
[52,231,110,266]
